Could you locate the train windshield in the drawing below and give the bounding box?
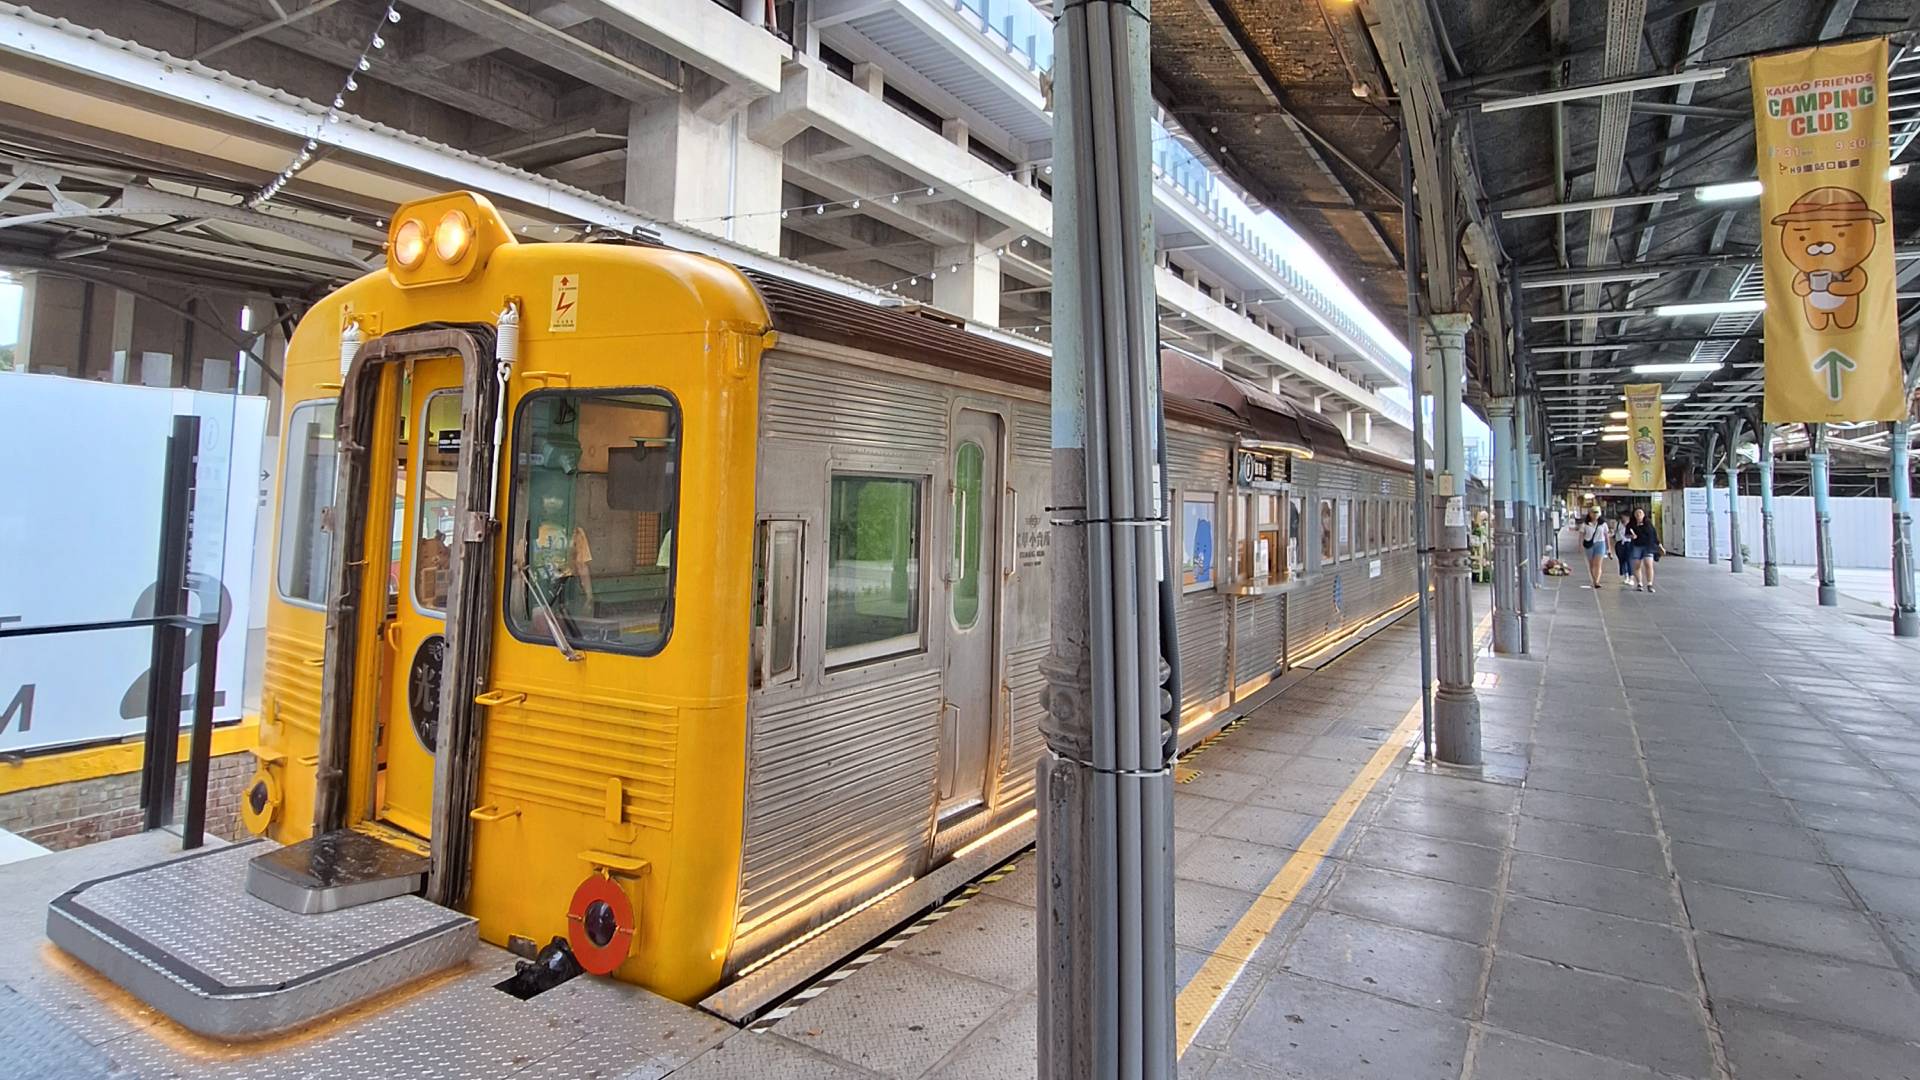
[507,389,679,656]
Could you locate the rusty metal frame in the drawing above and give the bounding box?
[313,325,501,906]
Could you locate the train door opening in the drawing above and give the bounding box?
[374,356,464,839]
[938,408,1004,821]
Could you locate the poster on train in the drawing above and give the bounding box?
[1751,38,1904,423]
[1623,384,1667,491]
[0,375,267,754]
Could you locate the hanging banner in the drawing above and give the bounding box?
[1752,38,1903,423]
[1623,383,1667,491]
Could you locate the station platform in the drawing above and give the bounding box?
[5,555,1919,1078]
[731,555,1920,1079]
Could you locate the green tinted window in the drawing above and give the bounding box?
[826,475,923,665]
[952,442,984,629]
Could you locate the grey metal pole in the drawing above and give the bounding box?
[1038,2,1174,1076]
[1760,422,1780,586]
[1811,423,1838,606]
[1704,461,1719,566]
[1424,314,1482,765]
[1514,407,1535,652]
[1726,422,1744,575]
[1488,398,1522,654]
[1892,418,1917,636]
[1399,135,1435,762]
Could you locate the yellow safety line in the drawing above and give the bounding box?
[1174,608,1494,1054]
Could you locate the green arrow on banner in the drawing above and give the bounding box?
[1812,349,1857,401]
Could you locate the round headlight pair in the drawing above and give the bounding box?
[392,208,473,269]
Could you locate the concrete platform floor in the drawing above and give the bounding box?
[8,554,1920,1079]
[750,555,1920,1079]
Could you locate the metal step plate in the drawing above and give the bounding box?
[246,829,428,914]
[46,839,475,1039]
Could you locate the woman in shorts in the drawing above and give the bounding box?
[1578,509,1609,588]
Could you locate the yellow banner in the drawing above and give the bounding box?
[1623,384,1667,491]
[1753,39,1903,423]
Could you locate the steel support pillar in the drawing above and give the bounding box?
[1514,413,1535,650]
[1488,399,1522,655]
[1726,441,1744,575]
[1704,469,1719,565]
[1422,314,1481,765]
[1759,423,1779,586]
[1811,424,1838,607]
[1037,2,1174,1075]
[1893,419,1918,636]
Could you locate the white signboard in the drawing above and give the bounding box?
[0,375,267,753]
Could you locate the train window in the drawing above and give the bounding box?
[952,442,984,629]
[826,474,924,666]
[1368,500,1381,552]
[1319,498,1335,563]
[277,401,339,607]
[1336,498,1351,560]
[412,390,461,615]
[1180,494,1216,592]
[753,519,803,687]
[1288,496,1304,574]
[507,389,679,656]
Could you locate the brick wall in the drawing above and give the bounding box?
[0,751,256,850]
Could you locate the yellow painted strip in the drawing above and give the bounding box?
[0,718,261,795]
[1174,609,1492,1054]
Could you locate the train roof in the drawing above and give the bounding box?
[745,269,1408,474]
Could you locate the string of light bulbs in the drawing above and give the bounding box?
[246,3,401,209]
[870,235,1044,294]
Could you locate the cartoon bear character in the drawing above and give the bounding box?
[1770,186,1885,331]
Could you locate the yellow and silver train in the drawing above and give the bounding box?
[249,191,1418,1010]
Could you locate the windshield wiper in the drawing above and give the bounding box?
[520,568,583,662]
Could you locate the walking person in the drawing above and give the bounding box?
[1579,509,1609,588]
[1615,511,1634,587]
[1628,507,1664,592]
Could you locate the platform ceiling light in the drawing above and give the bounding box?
[1695,163,1909,202]
[1521,270,1664,289]
[1653,299,1766,317]
[1599,467,1633,482]
[1500,192,1680,220]
[1531,344,1631,353]
[1633,361,1724,374]
[1600,433,1630,442]
[1530,310,1646,323]
[1604,424,1629,433]
[1609,410,1629,419]
[1480,66,1728,113]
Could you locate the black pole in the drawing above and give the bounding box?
[1400,131,1436,762]
[140,415,199,831]
[182,619,219,849]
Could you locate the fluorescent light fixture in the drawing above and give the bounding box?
[1694,180,1762,202]
[1632,361,1724,374]
[1604,425,1629,433]
[1522,270,1664,289]
[1531,344,1631,353]
[1534,367,1623,375]
[1601,433,1630,442]
[1501,193,1680,220]
[1530,310,1646,323]
[1480,67,1728,113]
[1661,392,1689,401]
[1599,468,1632,482]
[1609,410,1628,419]
[1653,299,1765,317]
[1695,164,1907,202]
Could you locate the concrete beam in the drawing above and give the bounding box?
[750,59,1050,240]
[402,0,680,101]
[148,0,565,130]
[573,0,787,95]
[782,130,977,245]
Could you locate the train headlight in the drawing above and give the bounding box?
[433,209,472,263]
[391,218,428,269]
[384,191,513,287]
